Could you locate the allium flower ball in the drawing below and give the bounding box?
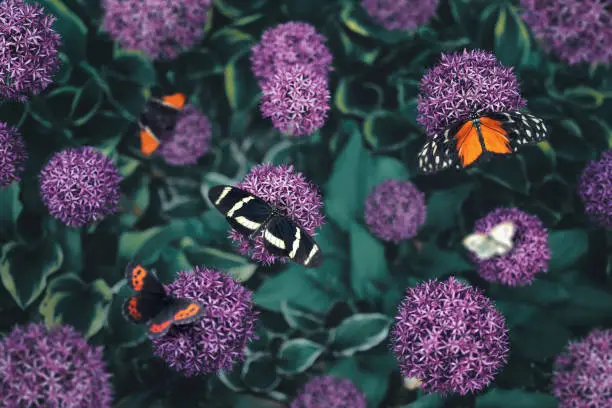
[39,147,122,228]
[156,105,212,165]
[102,0,212,60]
[364,179,426,243]
[471,208,550,286]
[250,21,333,87]
[552,329,612,407]
[260,65,331,137]
[0,122,27,187]
[579,150,612,228]
[151,266,258,377]
[361,0,439,31]
[291,376,367,408]
[0,323,112,407]
[391,277,509,395]
[228,163,325,265]
[520,0,612,65]
[0,0,61,101]
[417,49,526,136]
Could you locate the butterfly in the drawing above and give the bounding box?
[462,221,516,260]
[122,263,206,338]
[417,111,549,174]
[208,185,323,268]
[138,93,186,156]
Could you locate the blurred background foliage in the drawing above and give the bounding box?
[0,0,611,407]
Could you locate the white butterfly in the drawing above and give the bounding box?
[463,221,516,260]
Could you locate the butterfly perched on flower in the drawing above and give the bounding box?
[122,263,205,338]
[417,111,548,174]
[138,93,186,156]
[462,221,516,260]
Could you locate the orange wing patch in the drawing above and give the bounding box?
[140,128,160,156]
[149,320,172,334]
[479,117,511,154]
[127,297,142,320]
[455,121,483,167]
[162,93,186,110]
[174,303,201,321]
[130,265,148,291]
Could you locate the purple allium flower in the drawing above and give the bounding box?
[417,49,526,136]
[0,0,61,101]
[364,179,426,243]
[250,21,333,87]
[0,323,112,408]
[261,65,331,137]
[0,122,27,188]
[150,266,258,377]
[361,0,439,31]
[39,146,122,228]
[471,207,550,286]
[520,0,612,65]
[291,376,367,408]
[391,277,509,395]
[228,163,325,265]
[552,329,612,408]
[156,104,212,166]
[102,0,212,60]
[579,150,612,228]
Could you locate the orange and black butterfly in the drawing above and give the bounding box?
[137,93,186,156]
[417,111,549,174]
[122,263,205,339]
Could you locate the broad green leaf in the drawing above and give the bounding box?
[331,313,391,356]
[339,3,414,44]
[363,111,416,152]
[476,389,557,408]
[218,363,246,392]
[402,394,444,408]
[0,183,23,240]
[118,226,184,264]
[489,279,570,306]
[277,338,325,374]
[39,0,87,61]
[413,243,472,279]
[216,0,268,18]
[349,222,390,300]
[474,155,530,194]
[224,51,260,111]
[280,301,324,332]
[511,313,571,362]
[71,78,104,125]
[181,239,257,282]
[548,229,588,271]
[44,218,82,272]
[488,4,532,68]
[241,352,280,392]
[328,356,389,408]
[335,77,383,117]
[423,183,475,231]
[105,282,147,346]
[109,49,156,87]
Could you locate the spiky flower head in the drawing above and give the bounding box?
[39,146,122,228]
[291,376,367,408]
[361,0,439,31]
[471,207,550,286]
[417,49,526,136]
[579,150,612,228]
[260,65,331,137]
[0,323,112,407]
[520,0,612,65]
[553,329,612,407]
[156,105,212,166]
[151,266,258,377]
[0,122,27,187]
[102,0,212,60]
[250,21,333,87]
[0,0,61,101]
[391,277,509,395]
[228,163,325,265]
[364,179,426,243]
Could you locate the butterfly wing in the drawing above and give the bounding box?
[263,216,323,268]
[153,93,186,110]
[146,298,206,339]
[489,221,516,250]
[122,294,165,324]
[484,111,549,151]
[463,233,501,260]
[417,121,466,174]
[138,96,183,156]
[125,263,166,296]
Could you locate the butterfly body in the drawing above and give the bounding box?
[138,93,186,156]
[122,263,205,338]
[208,185,323,268]
[463,221,516,260]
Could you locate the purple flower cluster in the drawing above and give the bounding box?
[102,0,212,60]
[470,208,550,286]
[553,329,612,407]
[0,0,61,101]
[228,164,325,265]
[291,376,367,408]
[417,49,526,136]
[0,122,27,188]
[520,0,612,65]
[391,277,509,395]
[39,147,122,228]
[579,150,612,228]
[151,266,258,377]
[364,179,426,243]
[361,0,439,31]
[0,323,113,407]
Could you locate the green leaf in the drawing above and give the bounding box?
[402,394,444,408]
[331,313,391,357]
[548,229,588,271]
[339,3,414,44]
[349,222,390,300]
[488,4,532,68]
[216,0,268,18]
[241,353,280,392]
[0,183,23,239]
[413,243,472,278]
[474,155,530,194]
[489,279,570,307]
[109,49,156,87]
[209,28,255,63]
[39,274,112,338]
[225,51,260,111]
[334,77,383,117]
[422,183,475,231]
[0,240,63,309]
[363,111,416,152]
[551,285,612,326]
[562,86,610,109]
[476,389,557,408]
[277,338,325,374]
[44,218,82,272]
[328,356,389,408]
[118,226,184,264]
[105,282,147,346]
[39,0,87,61]
[280,301,324,332]
[181,239,257,282]
[511,313,571,362]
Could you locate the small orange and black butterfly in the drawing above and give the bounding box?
[417,111,549,174]
[122,263,205,339]
[137,92,186,156]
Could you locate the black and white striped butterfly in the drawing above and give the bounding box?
[208,185,323,268]
[417,111,549,174]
